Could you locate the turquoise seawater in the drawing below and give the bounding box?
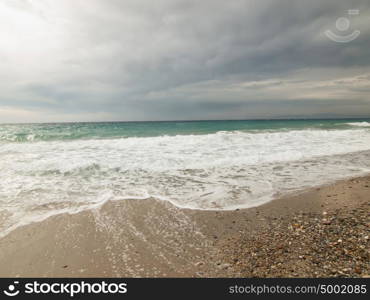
[1,118,370,142]
[1,118,370,237]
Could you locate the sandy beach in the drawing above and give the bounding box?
[0,176,369,278]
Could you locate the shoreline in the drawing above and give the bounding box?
[0,176,369,277]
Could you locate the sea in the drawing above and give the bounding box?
[1,119,370,237]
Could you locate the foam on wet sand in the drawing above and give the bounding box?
[0,176,369,277]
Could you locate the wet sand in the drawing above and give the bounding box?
[0,176,369,277]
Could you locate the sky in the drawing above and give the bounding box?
[0,0,369,123]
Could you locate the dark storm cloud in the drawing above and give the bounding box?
[0,0,369,122]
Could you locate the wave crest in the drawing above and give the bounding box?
[346,122,370,127]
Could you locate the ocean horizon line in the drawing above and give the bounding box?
[2,116,370,126]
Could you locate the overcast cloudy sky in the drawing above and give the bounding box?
[0,0,369,122]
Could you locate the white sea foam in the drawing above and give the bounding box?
[1,128,370,237]
[346,122,370,127]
